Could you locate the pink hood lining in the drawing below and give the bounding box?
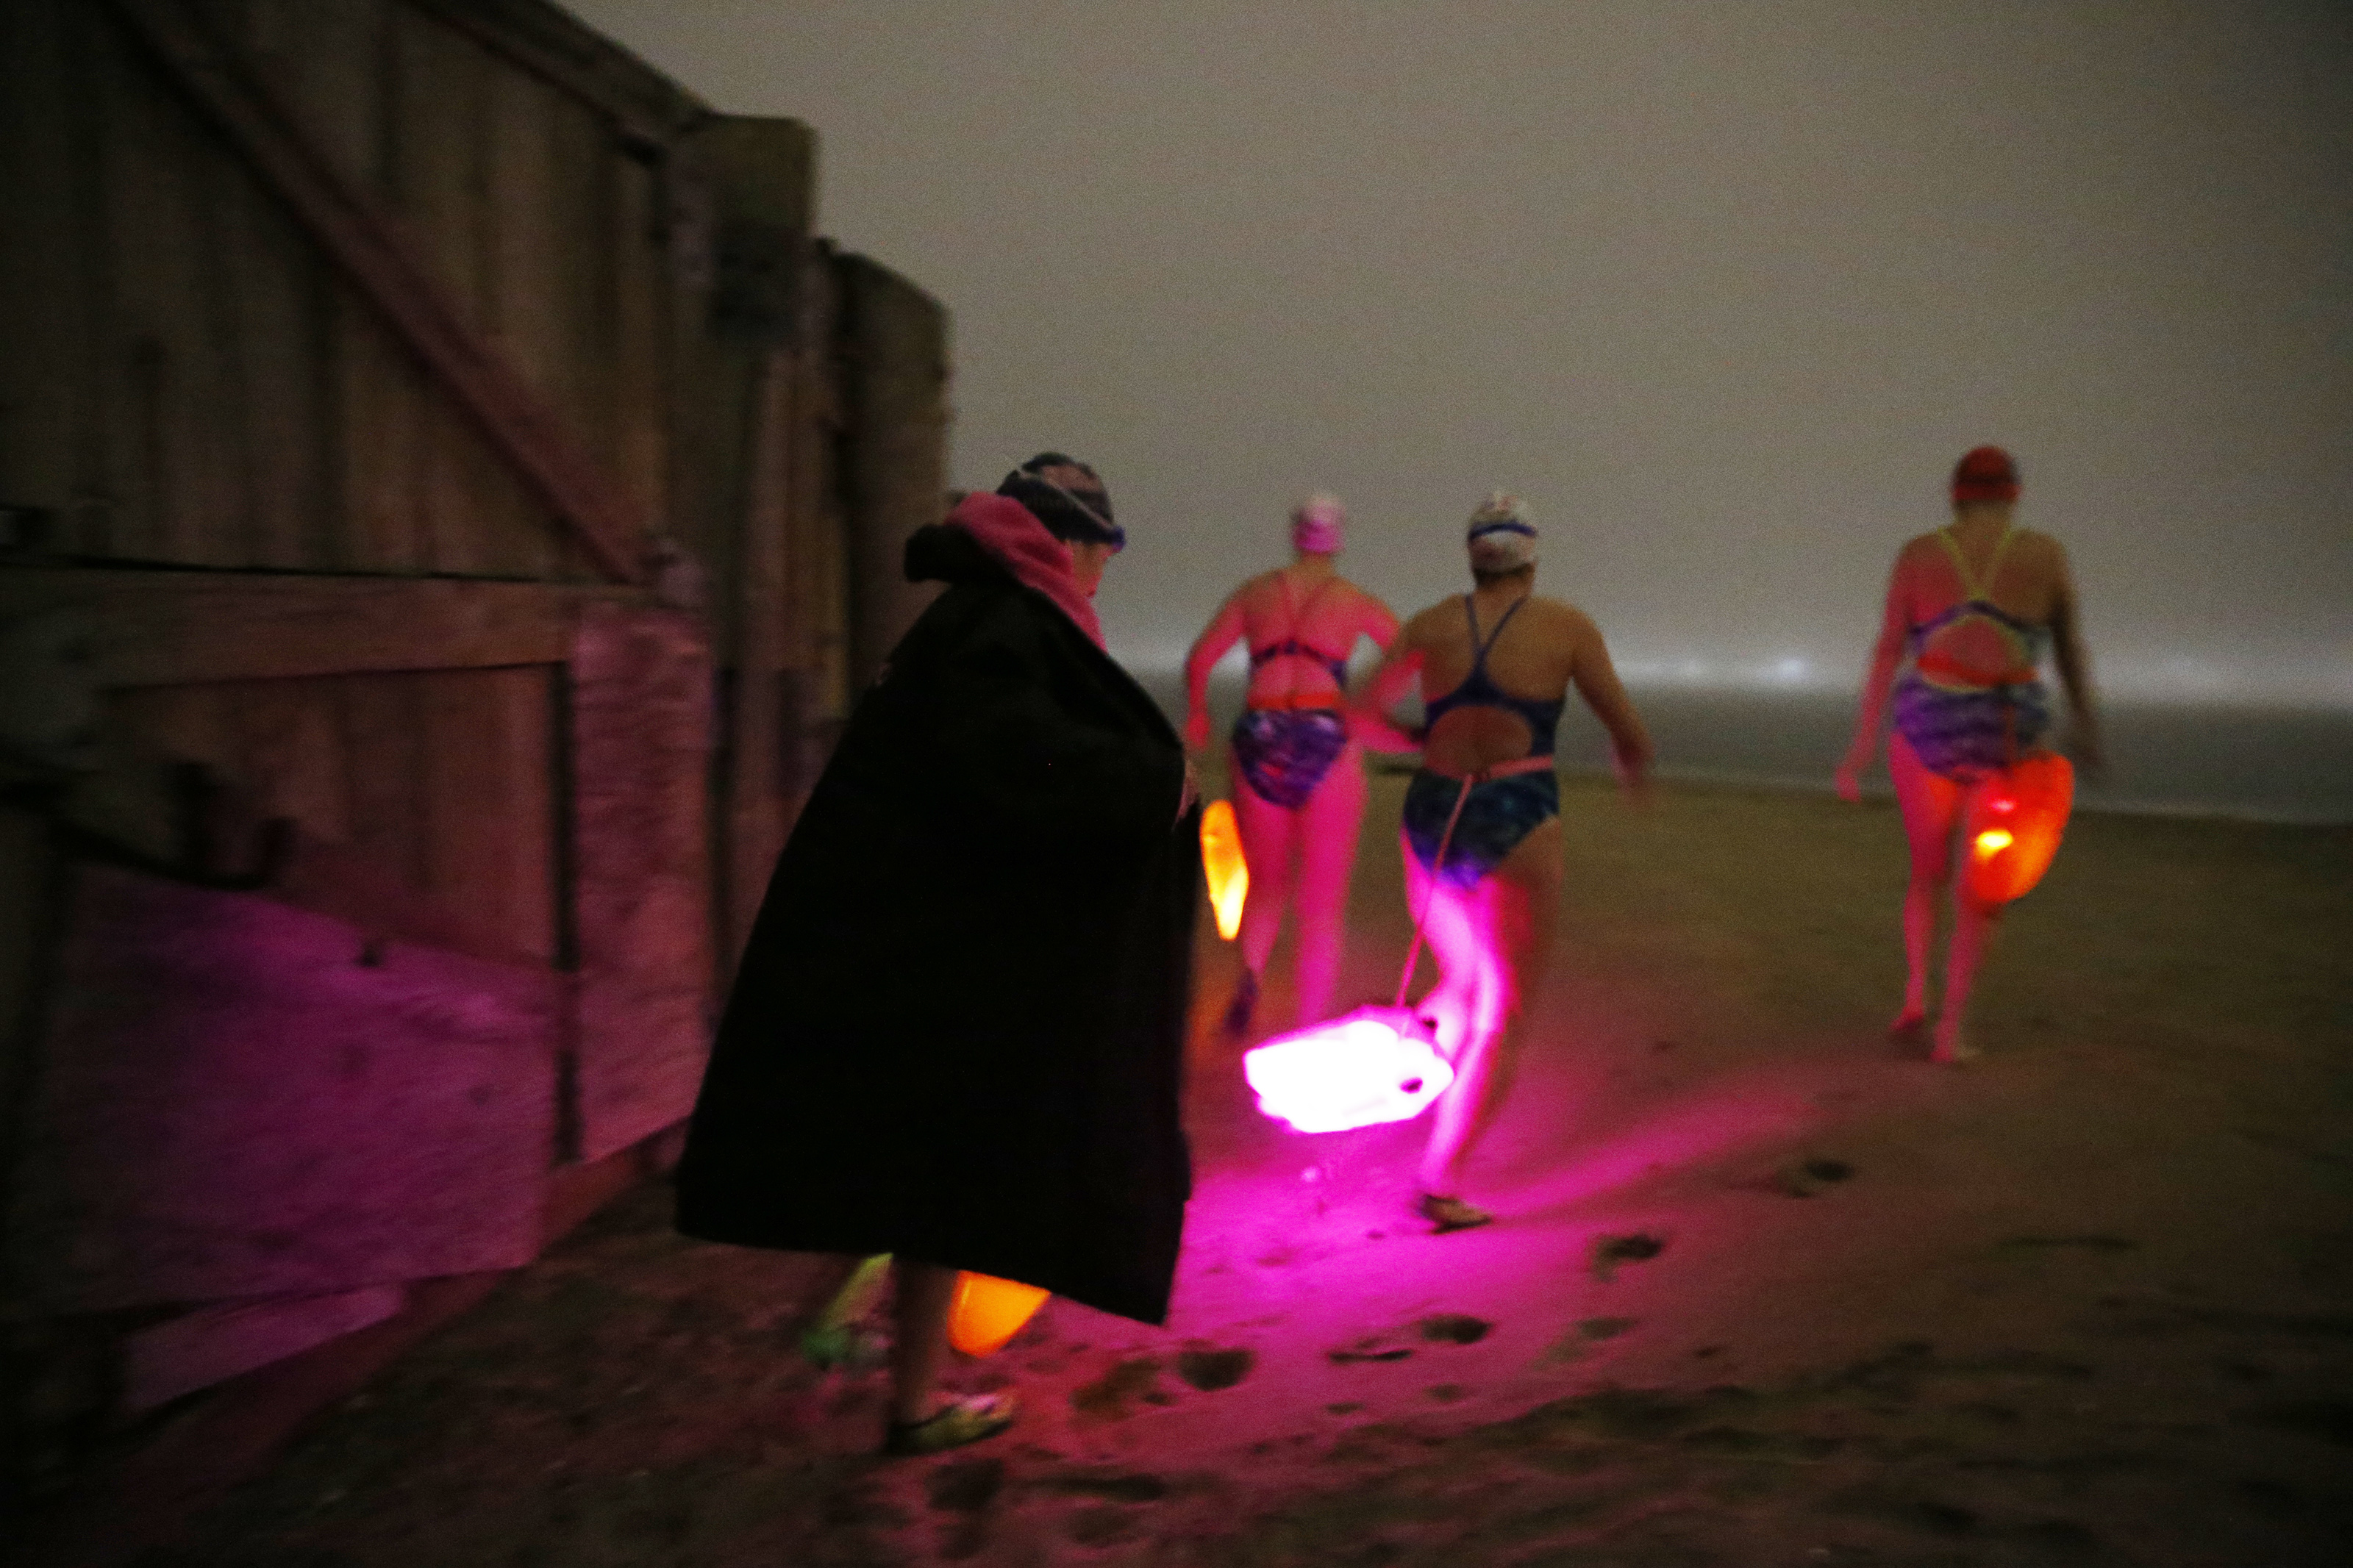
[946,492,1106,650]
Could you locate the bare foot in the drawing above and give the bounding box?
[1888,1008,1929,1044]
[1929,1021,1980,1064]
[1416,1192,1493,1234]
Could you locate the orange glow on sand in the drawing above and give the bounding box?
[946,1271,1050,1357]
[1200,798,1249,940]
[1963,753,2075,904]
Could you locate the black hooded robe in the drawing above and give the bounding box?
[675,523,1199,1325]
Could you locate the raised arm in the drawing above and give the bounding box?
[1837,549,1915,801]
[2043,540,2103,777]
[1352,589,1404,659]
[1182,589,1250,751]
[1567,610,1654,800]
[1349,620,1429,754]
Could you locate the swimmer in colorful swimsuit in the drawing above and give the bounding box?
[1355,493,1653,1231]
[1837,445,2103,1064]
[1185,494,1402,1037]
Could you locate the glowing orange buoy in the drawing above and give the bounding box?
[1963,752,2075,905]
[1199,798,1249,940]
[946,1271,1050,1357]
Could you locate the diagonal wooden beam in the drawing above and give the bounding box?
[105,0,647,585]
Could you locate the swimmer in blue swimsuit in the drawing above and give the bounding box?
[1401,595,1568,887]
[1357,493,1653,1232]
[1839,446,2103,1063]
[1187,495,1401,1037]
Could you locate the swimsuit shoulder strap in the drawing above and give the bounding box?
[1936,523,2018,604]
[1476,593,1529,665]
[1251,573,1299,665]
[1933,527,1982,600]
[1981,523,2018,593]
[1293,573,1336,629]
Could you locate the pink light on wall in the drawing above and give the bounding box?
[1243,1007,1454,1134]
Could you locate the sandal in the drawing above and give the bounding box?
[1415,1192,1493,1234]
[882,1393,1018,1457]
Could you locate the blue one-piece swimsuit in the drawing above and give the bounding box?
[1402,596,1565,888]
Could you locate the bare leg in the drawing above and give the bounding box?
[1413,819,1561,1203]
[882,1259,1018,1455]
[1934,881,2003,1063]
[1290,744,1368,1023]
[888,1259,958,1423]
[1888,732,1961,1039]
[1400,831,1479,1056]
[1231,762,1302,975]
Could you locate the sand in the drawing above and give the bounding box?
[157,775,2353,1566]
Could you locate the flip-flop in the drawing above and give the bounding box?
[882,1393,1018,1457]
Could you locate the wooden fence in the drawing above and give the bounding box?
[0,0,949,1517]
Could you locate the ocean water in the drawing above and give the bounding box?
[1139,671,2353,826]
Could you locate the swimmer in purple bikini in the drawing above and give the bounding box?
[1356,494,1653,1231]
[1838,446,2103,1064]
[1185,494,1402,1039]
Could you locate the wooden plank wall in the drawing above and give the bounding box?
[836,253,951,694]
[107,665,561,959]
[7,865,557,1314]
[0,0,951,1511]
[0,0,689,581]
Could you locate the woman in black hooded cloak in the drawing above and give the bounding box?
[676,454,1199,1456]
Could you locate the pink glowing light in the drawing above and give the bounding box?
[1200,798,1249,940]
[1243,1007,1454,1134]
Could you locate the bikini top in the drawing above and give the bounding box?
[1423,594,1565,756]
[1907,526,2046,687]
[1248,575,1350,690]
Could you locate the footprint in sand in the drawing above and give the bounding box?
[1175,1345,1255,1391]
[1591,1232,1668,1281]
[1543,1316,1638,1364]
[926,1458,1005,1513]
[1071,1358,1164,1419]
[1328,1338,1413,1364]
[1418,1314,1493,1345]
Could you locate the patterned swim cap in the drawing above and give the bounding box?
[1465,492,1537,573]
[1290,492,1346,555]
[998,451,1124,550]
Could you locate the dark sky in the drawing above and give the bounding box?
[565,1,2351,703]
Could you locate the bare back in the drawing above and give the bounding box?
[1889,520,2072,684]
[1184,562,1400,747]
[1385,586,1641,777]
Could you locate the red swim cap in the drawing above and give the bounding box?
[1951,445,2020,504]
